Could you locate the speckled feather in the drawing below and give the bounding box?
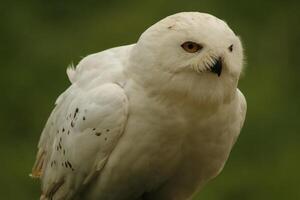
[32,46,130,199]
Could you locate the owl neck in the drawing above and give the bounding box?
[128,71,237,109]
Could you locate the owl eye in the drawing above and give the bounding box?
[181,41,203,53]
[228,44,233,52]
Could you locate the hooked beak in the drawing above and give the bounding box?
[210,57,223,77]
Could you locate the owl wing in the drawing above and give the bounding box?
[31,82,128,200]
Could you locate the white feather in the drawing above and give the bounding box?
[66,63,76,83]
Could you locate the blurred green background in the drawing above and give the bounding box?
[1,0,300,199]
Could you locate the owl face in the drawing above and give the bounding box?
[128,12,244,104]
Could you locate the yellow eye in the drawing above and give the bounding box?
[181,41,203,53]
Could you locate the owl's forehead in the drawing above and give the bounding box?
[163,13,231,34]
[165,13,222,25]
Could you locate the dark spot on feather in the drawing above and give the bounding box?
[71,121,74,127]
[63,149,65,155]
[167,25,175,29]
[67,130,70,135]
[62,128,65,132]
[65,162,68,168]
[93,128,96,131]
[95,132,101,136]
[106,129,110,132]
[105,137,107,141]
[83,116,86,120]
[67,161,73,169]
[74,108,79,118]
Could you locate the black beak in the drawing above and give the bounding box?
[210,57,223,77]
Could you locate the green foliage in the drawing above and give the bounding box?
[1,0,299,199]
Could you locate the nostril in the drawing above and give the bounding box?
[228,44,233,52]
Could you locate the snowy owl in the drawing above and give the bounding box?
[31,12,246,200]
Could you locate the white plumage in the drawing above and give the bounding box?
[32,12,246,200]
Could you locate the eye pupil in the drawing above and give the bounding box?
[188,44,194,49]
